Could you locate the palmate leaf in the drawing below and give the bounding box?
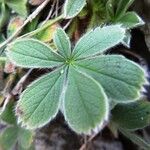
[6,25,146,134]
[112,100,150,130]
[53,28,71,58]
[64,67,108,133]
[16,67,66,129]
[7,39,64,68]
[64,0,86,19]
[75,55,145,102]
[72,25,125,59]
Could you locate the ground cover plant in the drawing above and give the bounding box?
[0,0,150,149]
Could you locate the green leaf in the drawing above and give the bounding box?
[1,101,16,125]
[16,67,66,129]
[119,128,150,150]
[64,0,86,19]
[115,0,134,19]
[106,0,115,20]
[64,67,108,134]
[6,0,28,17]
[0,127,18,150]
[0,3,10,30]
[75,55,145,102]
[18,128,34,149]
[53,28,71,58]
[72,25,125,59]
[35,21,58,42]
[7,39,64,68]
[118,12,144,28]
[112,100,150,130]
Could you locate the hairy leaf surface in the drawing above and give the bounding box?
[75,55,145,102]
[64,0,86,19]
[64,67,108,133]
[16,67,66,129]
[7,39,64,68]
[53,28,71,58]
[72,25,125,59]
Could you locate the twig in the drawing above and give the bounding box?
[2,69,33,111]
[63,19,73,30]
[12,69,33,95]
[55,0,59,17]
[79,133,98,150]
[19,14,63,38]
[41,0,56,25]
[0,0,51,54]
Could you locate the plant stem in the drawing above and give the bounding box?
[20,15,63,38]
[0,0,51,53]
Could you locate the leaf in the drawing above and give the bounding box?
[1,101,16,125]
[119,128,150,150]
[106,0,115,20]
[75,55,145,102]
[72,25,125,59]
[18,128,34,149]
[112,100,150,130]
[0,127,18,150]
[53,28,71,58]
[35,22,58,42]
[7,39,64,68]
[7,16,24,37]
[115,0,134,19]
[0,3,10,31]
[16,67,66,129]
[6,0,28,17]
[64,0,86,19]
[63,67,108,134]
[118,12,144,28]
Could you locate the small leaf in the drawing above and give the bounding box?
[115,0,134,19]
[7,16,24,37]
[118,12,144,28]
[0,127,18,150]
[64,67,108,134]
[6,0,28,17]
[112,100,150,130]
[72,25,125,59]
[35,22,58,42]
[64,0,86,19]
[119,128,150,150]
[7,39,64,68]
[106,0,115,20]
[53,28,71,58]
[0,3,10,31]
[18,128,34,149]
[16,67,66,129]
[1,101,16,125]
[75,55,145,102]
